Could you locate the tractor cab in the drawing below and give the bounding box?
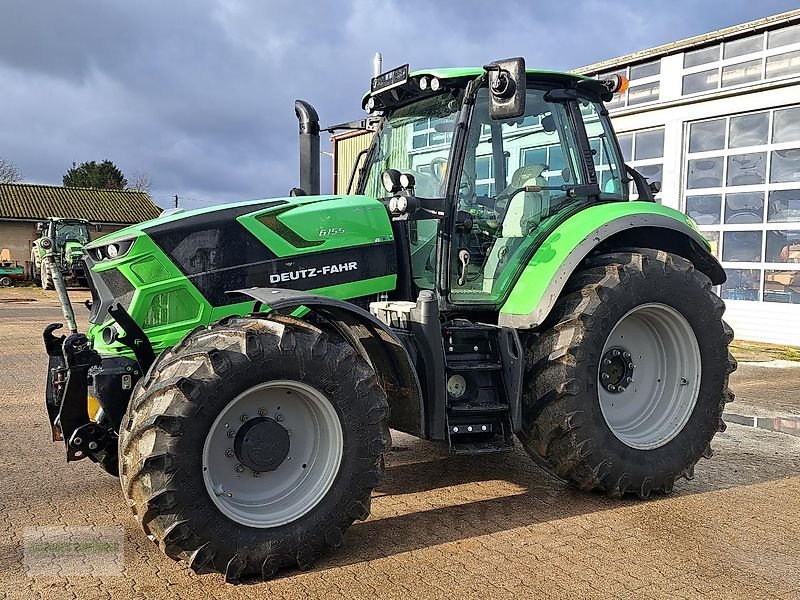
[53,219,91,248]
[356,59,648,309]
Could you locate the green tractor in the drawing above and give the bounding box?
[32,217,92,289]
[42,58,735,581]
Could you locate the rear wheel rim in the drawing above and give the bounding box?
[202,380,343,528]
[597,303,702,450]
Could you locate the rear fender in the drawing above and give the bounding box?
[233,287,425,437]
[499,202,725,329]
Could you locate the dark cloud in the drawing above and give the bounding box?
[0,0,797,208]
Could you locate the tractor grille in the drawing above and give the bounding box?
[101,268,135,298]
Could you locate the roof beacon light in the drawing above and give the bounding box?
[603,74,629,95]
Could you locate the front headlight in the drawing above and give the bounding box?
[89,238,135,261]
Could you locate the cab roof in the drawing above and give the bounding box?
[362,67,593,108]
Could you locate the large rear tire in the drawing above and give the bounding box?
[119,316,390,581]
[518,249,736,498]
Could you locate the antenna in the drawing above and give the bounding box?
[373,52,382,77]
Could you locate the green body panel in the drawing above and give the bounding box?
[500,202,706,319]
[88,234,213,356]
[89,195,350,245]
[237,195,393,257]
[85,194,398,358]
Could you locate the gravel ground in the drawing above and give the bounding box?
[1,290,799,599]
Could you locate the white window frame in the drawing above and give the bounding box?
[682,106,800,303]
[680,32,800,99]
[618,127,666,198]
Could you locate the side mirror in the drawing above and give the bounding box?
[95,223,102,232]
[649,180,662,194]
[484,57,526,120]
[36,222,45,232]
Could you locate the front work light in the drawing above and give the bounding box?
[399,173,415,189]
[381,168,402,193]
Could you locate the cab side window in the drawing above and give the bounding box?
[580,101,627,199]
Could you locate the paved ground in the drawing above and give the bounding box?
[1,289,799,599]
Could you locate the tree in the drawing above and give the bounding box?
[63,160,127,189]
[0,157,22,183]
[127,171,152,194]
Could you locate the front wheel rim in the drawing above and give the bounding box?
[597,303,702,450]
[202,380,343,528]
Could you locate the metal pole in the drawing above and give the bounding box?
[41,237,78,334]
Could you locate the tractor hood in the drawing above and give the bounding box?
[86,194,354,246]
[83,193,398,355]
[64,240,85,256]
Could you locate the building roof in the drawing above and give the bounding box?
[574,9,800,75]
[0,183,162,224]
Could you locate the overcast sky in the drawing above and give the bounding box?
[1,1,798,209]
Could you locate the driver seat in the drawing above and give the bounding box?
[480,164,548,294]
[498,164,548,236]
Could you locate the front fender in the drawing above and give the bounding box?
[499,202,724,329]
[233,287,425,437]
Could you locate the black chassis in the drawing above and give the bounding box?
[43,302,153,464]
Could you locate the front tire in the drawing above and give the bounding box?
[119,316,390,580]
[40,262,53,290]
[518,249,736,498]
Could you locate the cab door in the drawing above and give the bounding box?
[445,86,627,307]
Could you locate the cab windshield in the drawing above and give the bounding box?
[56,222,90,246]
[360,92,462,199]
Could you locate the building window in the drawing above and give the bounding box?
[410,117,454,150]
[618,127,665,198]
[723,34,763,59]
[765,49,800,80]
[768,23,800,49]
[596,60,661,110]
[681,23,800,98]
[682,69,719,94]
[475,155,495,197]
[683,106,800,303]
[684,45,720,68]
[521,145,565,186]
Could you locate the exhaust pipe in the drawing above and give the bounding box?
[294,100,320,195]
